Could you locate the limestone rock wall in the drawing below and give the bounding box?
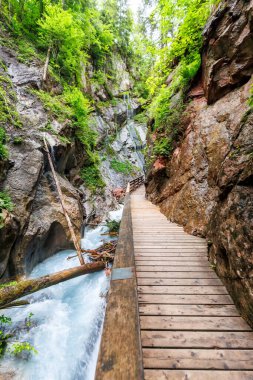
[0,46,84,278]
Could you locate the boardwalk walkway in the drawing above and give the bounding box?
[131,186,253,380]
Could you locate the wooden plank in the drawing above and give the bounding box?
[136,261,210,266]
[139,304,240,316]
[133,238,206,241]
[136,257,208,261]
[141,330,253,348]
[135,253,207,257]
[137,278,223,286]
[135,251,207,254]
[137,272,218,279]
[144,370,253,380]
[140,316,251,331]
[138,294,233,305]
[96,193,143,380]
[143,348,253,369]
[136,266,213,272]
[139,304,240,317]
[134,243,207,246]
[138,285,228,295]
[134,248,207,251]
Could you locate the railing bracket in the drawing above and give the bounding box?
[111,267,134,281]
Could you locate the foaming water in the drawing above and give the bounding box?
[0,208,123,380]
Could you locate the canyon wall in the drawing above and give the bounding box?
[146,0,253,325]
[0,44,145,278]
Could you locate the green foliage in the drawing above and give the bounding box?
[0,281,17,289]
[249,86,253,108]
[80,165,105,193]
[0,127,8,159]
[153,137,173,157]
[0,313,37,358]
[9,342,38,357]
[0,191,13,228]
[38,4,85,81]
[133,112,148,124]
[0,74,22,129]
[100,0,134,58]
[0,191,13,211]
[16,39,39,63]
[35,87,97,161]
[13,136,23,145]
[106,220,120,233]
[151,87,184,131]
[110,159,138,175]
[140,0,221,159]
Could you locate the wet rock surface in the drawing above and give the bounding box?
[146,0,253,326]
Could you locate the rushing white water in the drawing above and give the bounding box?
[0,207,123,380]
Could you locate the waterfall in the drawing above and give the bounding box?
[123,93,146,171]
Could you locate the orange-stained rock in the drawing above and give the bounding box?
[112,187,125,200]
[153,157,167,171]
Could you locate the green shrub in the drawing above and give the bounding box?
[0,313,37,358]
[35,88,98,163]
[133,112,148,124]
[153,137,173,157]
[110,159,137,175]
[249,85,253,108]
[80,165,105,193]
[0,75,22,129]
[106,220,120,233]
[13,136,23,145]
[0,191,13,228]
[0,128,8,159]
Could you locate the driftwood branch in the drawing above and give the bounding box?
[67,241,117,263]
[0,262,105,307]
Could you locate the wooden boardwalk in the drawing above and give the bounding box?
[131,186,253,380]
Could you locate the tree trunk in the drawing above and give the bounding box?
[39,0,44,17]
[0,262,105,307]
[43,46,51,82]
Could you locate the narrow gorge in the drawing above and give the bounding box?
[0,0,252,378]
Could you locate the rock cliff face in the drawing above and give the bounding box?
[0,46,85,278]
[0,44,146,278]
[146,0,253,326]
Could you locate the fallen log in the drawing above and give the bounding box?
[0,262,105,308]
[0,300,30,309]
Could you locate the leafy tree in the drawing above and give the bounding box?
[38,4,85,81]
[100,0,134,58]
